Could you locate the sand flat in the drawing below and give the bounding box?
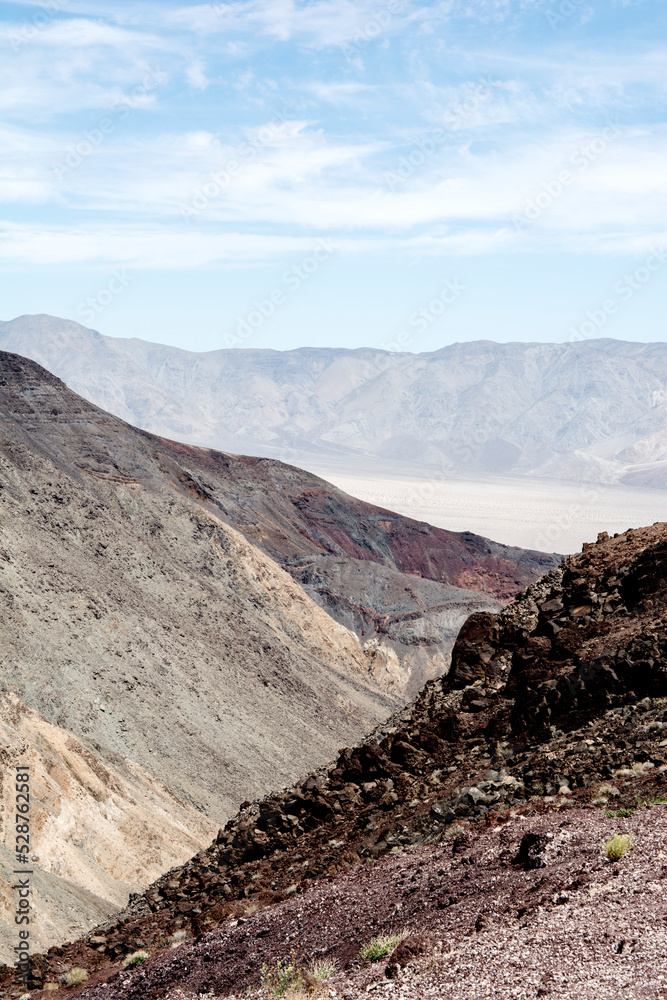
[313,469,667,554]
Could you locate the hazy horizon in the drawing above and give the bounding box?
[2,311,666,356]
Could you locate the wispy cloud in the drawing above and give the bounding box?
[1,0,666,319]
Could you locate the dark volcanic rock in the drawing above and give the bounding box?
[5,522,667,998]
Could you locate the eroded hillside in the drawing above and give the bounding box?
[8,522,665,997]
[0,694,216,965]
[0,351,554,956]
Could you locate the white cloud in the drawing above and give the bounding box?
[186,59,209,90]
[167,0,435,47]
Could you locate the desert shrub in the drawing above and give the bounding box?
[604,807,635,818]
[260,957,301,995]
[58,967,89,986]
[123,950,149,969]
[359,934,404,962]
[604,833,634,861]
[309,957,338,980]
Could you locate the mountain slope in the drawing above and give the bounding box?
[10,521,665,997]
[0,351,401,824]
[3,314,667,486]
[0,350,554,811]
[0,693,216,966]
[0,349,556,710]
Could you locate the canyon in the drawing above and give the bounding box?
[0,350,554,961]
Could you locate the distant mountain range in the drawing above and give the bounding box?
[2,314,667,487]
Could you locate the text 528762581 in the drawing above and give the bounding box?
[14,765,31,986]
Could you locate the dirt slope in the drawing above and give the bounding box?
[0,694,216,965]
[7,521,665,996]
[80,807,667,1000]
[0,351,403,825]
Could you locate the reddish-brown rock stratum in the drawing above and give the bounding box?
[0,350,557,705]
[0,350,555,952]
[6,521,666,997]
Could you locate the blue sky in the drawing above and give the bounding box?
[1,0,666,351]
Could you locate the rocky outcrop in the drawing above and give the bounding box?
[8,523,665,995]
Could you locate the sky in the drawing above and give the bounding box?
[1,0,666,352]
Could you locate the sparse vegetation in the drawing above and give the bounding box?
[58,967,89,986]
[169,929,188,948]
[309,957,338,980]
[260,956,302,995]
[604,807,636,818]
[604,833,634,861]
[359,933,404,962]
[123,950,149,969]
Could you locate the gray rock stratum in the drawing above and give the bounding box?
[0,692,216,965]
[2,314,667,486]
[0,351,553,957]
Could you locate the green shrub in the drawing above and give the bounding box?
[58,967,89,986]
[604,833,634,861]
[260,958,301,995]
[604,807,635,818]
[359,934,404,962]
[123,950,149,969]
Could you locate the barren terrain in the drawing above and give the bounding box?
[5,521,665,998]
[4,316,667,490]
[0,350,554,953]
[316,466,667,554]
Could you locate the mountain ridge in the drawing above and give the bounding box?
[2,315,667,487]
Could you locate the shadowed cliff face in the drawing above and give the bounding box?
[9,522,665,998]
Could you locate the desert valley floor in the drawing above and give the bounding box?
[316,467,667,553]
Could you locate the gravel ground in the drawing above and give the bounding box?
[73,806,667,1000]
